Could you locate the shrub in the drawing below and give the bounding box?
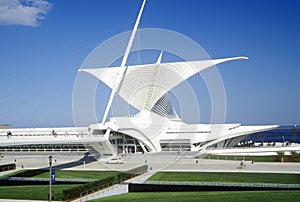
[273,152,285,162]
[10,169,46,177]
[273,151,300,162]
[289,151,300,162]
[63,175,116,200]
[63,165,148,200]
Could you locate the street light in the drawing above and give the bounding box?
[48,155,53,202]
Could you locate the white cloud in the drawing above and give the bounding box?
[0,0,52,27]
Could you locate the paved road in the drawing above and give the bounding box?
[1,152,300,173]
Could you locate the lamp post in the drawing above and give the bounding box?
[48,155,53,202]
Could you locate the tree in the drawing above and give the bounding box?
[276,151,285,162]
[258,133,265,146]
[291,126,297,144]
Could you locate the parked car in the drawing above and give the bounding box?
[105,157,124,164]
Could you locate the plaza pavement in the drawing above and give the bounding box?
[1,151,300,174]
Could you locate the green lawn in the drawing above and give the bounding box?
[0,185,77,201]
[89,191,300,202]
[32,170,120,179]
[0,170,121,200]
[2,171,300,201]
[1,169,119,180]
[148,172,300,184]
[203,155,274,162]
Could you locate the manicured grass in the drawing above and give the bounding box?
[148,172,300,184]
[0,185,77,201]
[90,191,300,202]
[32,170,120,179]
[0,170,121,200]
[2,169,120,180]
[203,155,274,162]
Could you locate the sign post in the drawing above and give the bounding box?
[48,155,53,202]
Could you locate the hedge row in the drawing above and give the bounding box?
[273,151,300,162]
[127,165,148,175]
[63,175,116,200]
[10,169,46,177]
[63,165,148,200]
[0,163,16,172]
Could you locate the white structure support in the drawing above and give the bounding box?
[101,0,146,124]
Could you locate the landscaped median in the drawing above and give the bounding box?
[147,172,300,184]
[0,165,148,201]
[124,172,300,192]
[0,170,118,200]
[90,172,300,202]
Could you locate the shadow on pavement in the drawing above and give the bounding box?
[10,153,97,177]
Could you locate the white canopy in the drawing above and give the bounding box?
[79,56,248,111]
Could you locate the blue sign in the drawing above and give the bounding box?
[51,171,55,184]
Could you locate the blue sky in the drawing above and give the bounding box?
[0,0,299,127]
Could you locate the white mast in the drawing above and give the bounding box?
[101,0,147,124]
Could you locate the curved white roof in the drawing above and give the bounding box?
[79,56,248,112]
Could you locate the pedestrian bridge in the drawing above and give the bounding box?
[0,133,105,146]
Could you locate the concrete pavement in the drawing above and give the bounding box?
[1,152,300,173]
